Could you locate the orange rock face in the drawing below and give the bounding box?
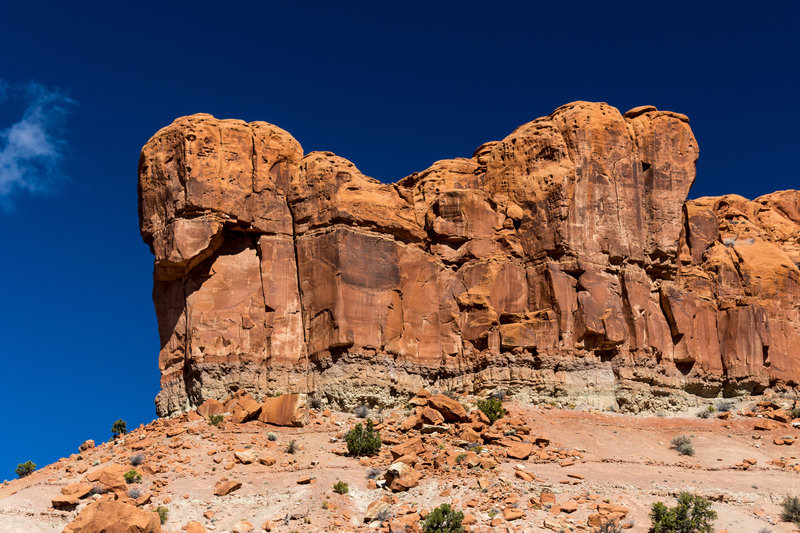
[63,500,161,533]
[139,102,799,416]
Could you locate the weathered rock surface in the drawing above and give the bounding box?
[63,500,161,533]
[139,102,800,415]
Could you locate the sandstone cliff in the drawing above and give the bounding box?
[138,102,800,416]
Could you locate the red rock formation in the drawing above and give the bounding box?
[139,102,799,416]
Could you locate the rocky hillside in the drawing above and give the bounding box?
[138,101,800,417]
[2,391,799,532]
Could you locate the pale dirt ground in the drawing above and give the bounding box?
[1,399,798,533]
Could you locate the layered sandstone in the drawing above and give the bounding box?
[138,102,800,416]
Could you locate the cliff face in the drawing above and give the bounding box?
[138,102,800,416]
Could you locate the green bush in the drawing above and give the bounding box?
[123,469,142,484]
[423,503,464,533]
[650,492,716,532]
[345,419,382,457]
[332,481,349,494]
[209,414,224,426]
[267,432,277,441]
[156,506,168,524]
[476,397,505,423]
[670,435,695,456]
[15,460,36,478]
[111,419,127,439]
[780,495,800,525]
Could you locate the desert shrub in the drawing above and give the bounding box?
[128,488,142,499]
[423,503,464,533]
[130,453,145,466]
[469,445,483,454]
[354,404,370,418]
[476,398,505,423]
[322,500,329,509]
[209,414,224,426]
[332,481,349,494]
[376,507,392,523]
[455,453,467,464]
[790,405,800,420]
[597,519,624,533]
[716,400,735,412]
[697,405,715,418]
[309,394,323,409]
[15,460,36,478]
[670,435,695,456]
[650,492,716,532]
[111,419,127,439]
[89,484,109,496]
[156,506,168,524]
[366,467,382,479]
[443,389,459,400]
[780,495,800,525]
[345,419,382,457]
[286,440,298,454]
[267,432,277,441]
[124,469,142,484]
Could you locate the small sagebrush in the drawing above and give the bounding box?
[129,453,145,466]
[89,484,109,496]
[286,440,298,454]
[209,414,224,426]
[670,435,695,456]
[267,432,277,441]
[309,394,323,409]
[476,397,505,423]
[354,404,370,418]
[780,495,800,525]
[127,488,142,499]
[697,405,715,419]
[156,506,168,524]
[716,400,735,412]
[597,519,623,533]
[332,481,349,494]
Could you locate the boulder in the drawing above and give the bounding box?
[234,450,257,464]
[390,437,425,460]
[364,499,391,522]
[85,464,128,496]
[186,522,206,533]
[214,480,242,496]
[427,395,468,422]
[63,500,161,533]
[506,442,533,460]
[196,399,225,418]
[384,462,421,491]
[258,394,308,427]
[79,440,95,452]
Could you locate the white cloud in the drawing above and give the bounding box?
[0,82,74,206]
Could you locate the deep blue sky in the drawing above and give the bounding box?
[1,1,797,480]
